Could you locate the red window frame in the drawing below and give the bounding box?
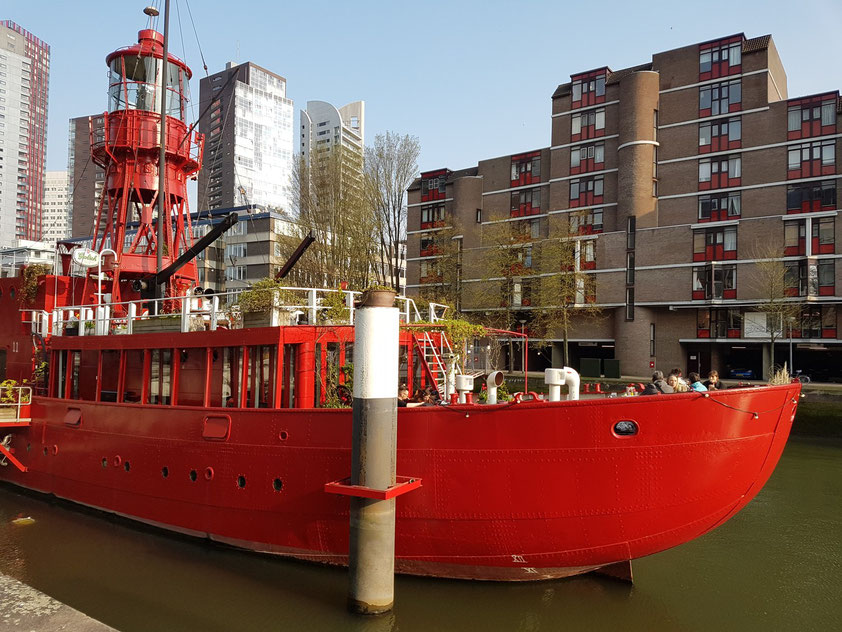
[510,187,542,218]
[571,108,606,142]
[786,180,837,213]
[699,80,741,117]
[420,203,445,229]
[813,217,835,255]
[699,116,741,153]
[692,226,737,262]
[570,142,605,175]
[420,169,449,202]
[692,264,736,300]
[571,69,608,109]
[698,192,741,222]
[570,208,604,235]
[787,140,835,179]
[569,176,604,208]
[699,36,743,81]
[787,93,838,140]
[511,151,541,187]
[699,155,741,190]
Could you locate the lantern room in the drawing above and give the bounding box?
[105,29,191,121]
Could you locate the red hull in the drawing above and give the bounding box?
[0,384,799,580]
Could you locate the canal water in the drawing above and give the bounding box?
[1,438,840,631]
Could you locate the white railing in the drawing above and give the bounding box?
[0,386,32,422]
[26,286,434,338]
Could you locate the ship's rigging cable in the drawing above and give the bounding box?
[183,0,208,75]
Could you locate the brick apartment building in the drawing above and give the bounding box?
[406,33,841,380]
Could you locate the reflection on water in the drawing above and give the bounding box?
[1,438,840,631]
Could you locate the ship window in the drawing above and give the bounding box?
[68,351,81,400]
[176,348,206,407]
[148,350,173,405]
[209,347,243,408]
[53,350,67,398]
[122,350,145,403]
[282,344,296,408]
[78,350,98,401]
[100,350,120,402]
[245,345,276,408]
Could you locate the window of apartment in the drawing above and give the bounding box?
[818,259,835,295]
[420,203,445,227]
[569,208,603,234]
[798,305,838,339]
[699,116,741,151]
[569,176,604,207]
[511,279,533,307]
[570,142,605,172]
[626,216,636,249]
[787,97,836,139]
[420,175,446,198]
[692,264,736,300]
[511,152,541,185]
[510,187,541,217]
[699,80,741,116]
[786,180,837,213]
[693,225,737,261]
[787,139,835,178]
[697,307,742,338]
[626,251,635,285]
[530,218,541,239]
[699,40,742,75]
[625,287,634,321]
[698,155,741,189]
[814,217,835,254]
[571,108,606,140]
[571,74,606,105]
[225,265,246,281]
[698,192,741,221]
[476,208,482,223]
[784,219,807,256]
[649,323,655,356]
[580,239,596,270]
[225,243,247,259]
[516,245,533,269]
[420,237,439,256]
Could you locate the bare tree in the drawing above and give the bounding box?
[746,240,802,377]
[286,146,377,289]
[365,132,421,292]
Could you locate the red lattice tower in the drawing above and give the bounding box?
[88,28,204,304]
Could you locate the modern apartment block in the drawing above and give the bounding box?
[197,62,294,213]
[42,170,69,246]
[0,21,50,246]
[66,114,105,238]
[300,100,365,164]
[407,33,841,380]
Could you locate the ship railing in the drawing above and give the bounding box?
[26,286,433,337]
[0,386,32,423]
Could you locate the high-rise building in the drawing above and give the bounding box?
[0,21,50,247]
[66,114,105,238]
[42,170,69,246]
[300,100,365,164]
[197,62,294,213]
[407,33,842,380]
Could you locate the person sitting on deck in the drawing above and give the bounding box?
[667,374,690,393]
[400,386,424,408]
[642,371,674,395]
[688,372,708,392]
[704,370,721,391]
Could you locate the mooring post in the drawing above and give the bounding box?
[348,290,399,615]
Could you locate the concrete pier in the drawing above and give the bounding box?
[0,572,115,631]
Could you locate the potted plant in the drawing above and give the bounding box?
[358,284,396,308]
[239,278,301,328]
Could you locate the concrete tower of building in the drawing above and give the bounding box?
[197,62,294,213]
[42,170,69,246]
[66,114,105,238]
[0,21,50,247]
[300,100,365,163]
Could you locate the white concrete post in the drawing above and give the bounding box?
[127,302,137,334]
[181,294,190,332]
[210,296,219,331]
[308,288,318,324]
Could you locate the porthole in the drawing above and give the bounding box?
[102,458,108,468]
[189,469,198,482]
[204,467,214,481]
[279,431,289,441]
[237,475,246,489]
[161,466,169,478]
[613,420,639,436]
[273,478,283,492]
[124,461,131,472]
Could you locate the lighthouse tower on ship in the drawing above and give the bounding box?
[87,26,204,304]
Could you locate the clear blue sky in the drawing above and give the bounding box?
[5,0,842,175]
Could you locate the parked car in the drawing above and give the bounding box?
[729,368,754,379]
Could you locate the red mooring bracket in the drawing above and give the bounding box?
[0,442,28,473]
[325,476,422,500]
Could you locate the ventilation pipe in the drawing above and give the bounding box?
[455,374,474,404]
[486,371,504,404]
[545,367,581,401]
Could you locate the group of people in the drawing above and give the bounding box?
[643,369,721,395]
[397,384,440,407]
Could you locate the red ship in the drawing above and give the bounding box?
[0,22,800,582]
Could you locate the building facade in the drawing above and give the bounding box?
[42,170,69,246]
[407,33,842,381]
[0,21,50,247]
[66,114,105,238]
[300,100,365,164]
[197,62,294,214]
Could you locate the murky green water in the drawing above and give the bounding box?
[1,438,840,631]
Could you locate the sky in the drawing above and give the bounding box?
[4,0,842,177]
